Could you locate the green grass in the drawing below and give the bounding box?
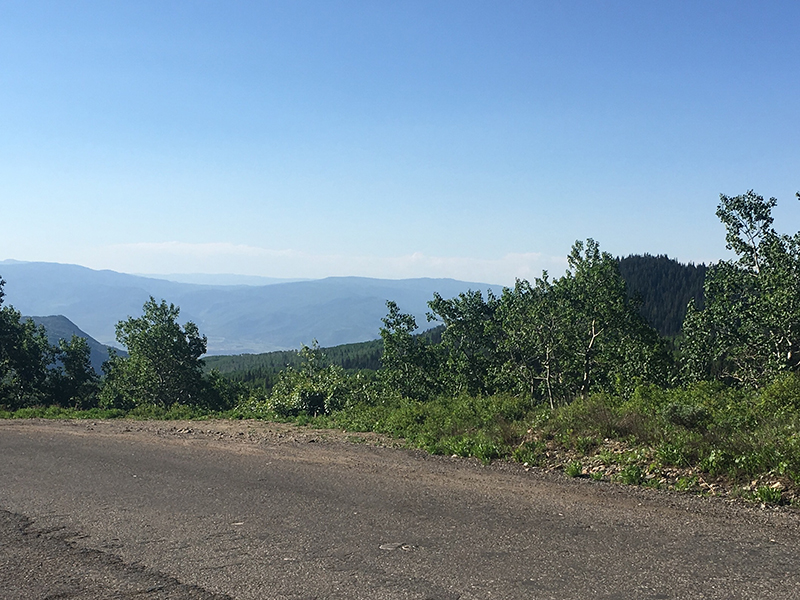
[4,406,127,419]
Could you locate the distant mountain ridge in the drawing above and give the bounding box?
[27,315,119,374]
[1,256,707,357]
[0,261,501,355]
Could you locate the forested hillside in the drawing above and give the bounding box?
[204,340,384,389]
[204,327,444,390]
[617,254,707,337]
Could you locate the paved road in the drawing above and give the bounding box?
[1,419,799,599]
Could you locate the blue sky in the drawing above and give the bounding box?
[2,1,799,285]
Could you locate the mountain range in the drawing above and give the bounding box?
[0,255,706,358]
[0,261,501,355]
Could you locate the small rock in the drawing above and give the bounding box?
[379,542,405,551]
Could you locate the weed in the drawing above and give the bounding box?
[661,402,711,430]
[575,435,599,456]
[675,476,698,491]
[598,449,615,465]
[699,449,729,477]
[617,464,644,485]
[656,441,689,467]
[512,440,545,466]
[755,486,783,505]
[473,440,503,464]
[643,477,662,489]
[565,461,583,477]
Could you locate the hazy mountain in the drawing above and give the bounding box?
[0,261,501,355]
[138,273,308,286]
[27,315,119,373]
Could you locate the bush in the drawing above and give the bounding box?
[759,372,800,413]
[661,402,711,430]
[269,344,355,417]
[617,464,644,485]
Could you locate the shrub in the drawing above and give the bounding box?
[759,372,800,414]
[661,402,711,430]
[755,485,783,504]
[617,464,644,485]
[512,440,546,466]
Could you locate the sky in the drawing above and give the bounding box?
[2,1,799,286]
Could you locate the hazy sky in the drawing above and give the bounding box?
[2,1,799,285]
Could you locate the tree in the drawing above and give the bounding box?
[50,335,99,409]
[682,191,800,386]
[0,277,54,409]
[379,301,440,401]
[99,297,208,408]
[426,289,502,396]
[495,240,668,406]
[557,239,664,399]
[497,275,565,408]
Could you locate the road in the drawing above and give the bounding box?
[1,419,799,599]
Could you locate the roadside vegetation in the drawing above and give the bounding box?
[2,190,800,506]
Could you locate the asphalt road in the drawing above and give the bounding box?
[1,419,799,600]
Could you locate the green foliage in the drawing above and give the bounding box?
[202,371,248,412]
[100,297,208,408]
[755,485,783,504]
[758,372,800,413]
[682,190,800,387]
[496,274,566,407]
[512,439,547,465]
[376,240,671,410]
[616,464,644,485]
[674,476,699,492]
[269,342,354,417]
[538,382,800,483]
[0,280,100,410]
[379,301,441,401]
[558,239,671,400]
[318,392,532,464]
[0,278,54,409]
[575,435,600,456]
[99,297,235,411]
[125,402,213,420]
[50,336,100,409]
[427,289,502,397]
[661,402,711,430]
[6,406,126,419]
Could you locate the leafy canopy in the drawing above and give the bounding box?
[682,190,800,386]
[100,297,208,408]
